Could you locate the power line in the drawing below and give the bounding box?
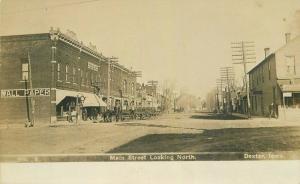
[231,41,256,118]
[1,0,102,15]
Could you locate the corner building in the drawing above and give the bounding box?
[0,29,137,125]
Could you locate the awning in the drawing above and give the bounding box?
[281,84,300,93]
[56,89,107,107]
[83,94,107,107]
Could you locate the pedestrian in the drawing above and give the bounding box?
[82,108,87,121]
[71,110,77,122]
[269,102,278,119]
[93,108,98,120]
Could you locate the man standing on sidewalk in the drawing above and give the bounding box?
[269,103,278,119]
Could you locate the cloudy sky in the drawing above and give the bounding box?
[1,0,300,97]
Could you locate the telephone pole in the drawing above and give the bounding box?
[219,67,234,114]
[231,41,256,118]
[216,78,224,113]
[106,56,118,109]
[28,51,35,127]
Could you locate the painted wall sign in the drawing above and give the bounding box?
[88,62,99,71]
[0,88,50,98]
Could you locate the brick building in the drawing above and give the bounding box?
[248,34,300,117]
[0,28,137,125]
[135,83,161,109]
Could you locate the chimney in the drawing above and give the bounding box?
[285,33,291,44]
[264,48,270,58]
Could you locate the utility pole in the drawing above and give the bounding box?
[215,86,220,113]
[27,52,35,127]
[220,67,234,114]
[147,80,158,108]
[133,71,142,108]
[106,56,118,109]
[50,28,58,125]
[231,41,256,118]
[216,79,224,113]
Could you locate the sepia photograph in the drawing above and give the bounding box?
[1,0,300,165]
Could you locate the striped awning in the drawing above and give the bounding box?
[56,89,107,107]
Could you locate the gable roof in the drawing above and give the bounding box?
[247,53,275,74]
[248,34,300,74]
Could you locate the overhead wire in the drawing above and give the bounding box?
[1,0,103,15]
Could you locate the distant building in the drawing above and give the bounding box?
[135,83,161,110]
[248,33,300,118]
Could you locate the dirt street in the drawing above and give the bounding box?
[0,112,299,155]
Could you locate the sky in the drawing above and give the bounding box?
[1,0,300,97]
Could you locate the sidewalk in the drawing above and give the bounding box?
[0,119,107,130]
[231,112,299,123]
[231,113,268,120]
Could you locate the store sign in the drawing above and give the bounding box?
[88,62,99,71]
[0,88,50,98]
[283,92,292,97]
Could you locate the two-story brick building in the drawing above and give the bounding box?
[249,34,300,118]
[0,28,137,125]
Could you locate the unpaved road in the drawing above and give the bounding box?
[0,112,299,155]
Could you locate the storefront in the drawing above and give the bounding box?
[278,84,300,121]
[56,89,107,121]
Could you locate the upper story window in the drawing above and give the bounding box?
[251,74,254,88]
[131,82,134,95]
[285,56,296,75]
[261,65,264,83]
[91,72,94,84]
[65,64,69,82]
[86,72,89,86]
[268,61,271,80]
[256,71,259,85]
[73,66,76,83]
[123,80,127,93]
[22,63,29,81]
[57,63,61,81]
[81,70,85,85]
[80,69,83,85]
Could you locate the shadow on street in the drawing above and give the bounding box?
[190,113,247,120]
[108,126,300,153]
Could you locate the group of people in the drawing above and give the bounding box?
[82,108,98,121]
[79,106,124,122]
[103,106,122,122]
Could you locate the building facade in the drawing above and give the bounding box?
[249,34,300,117]
[0,28,137,124]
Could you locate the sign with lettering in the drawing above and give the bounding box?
[0,88,50,98]
[88,62,99,71]
[283,92,292,97]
